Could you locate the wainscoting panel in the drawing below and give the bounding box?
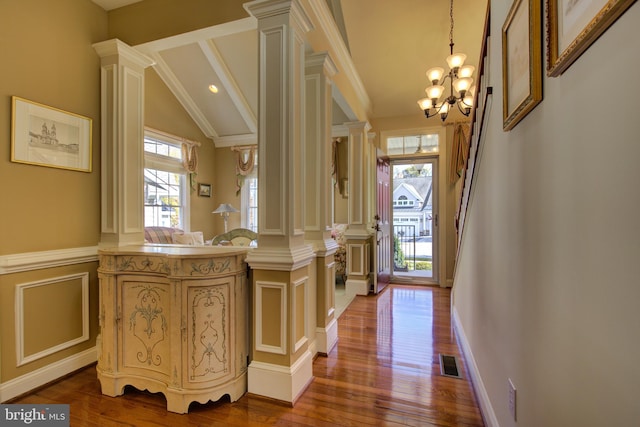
[15,272,90,367]
[255,281,287,355]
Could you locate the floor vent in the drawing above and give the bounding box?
[439,354,463,379]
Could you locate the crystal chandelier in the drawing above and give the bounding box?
[417,0,475,121]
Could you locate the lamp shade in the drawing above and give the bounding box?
[212,203,239,214]
[446,53,466,69]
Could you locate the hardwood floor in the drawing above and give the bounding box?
[10,285,484,426]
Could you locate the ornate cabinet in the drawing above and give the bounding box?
[97,246,250,413]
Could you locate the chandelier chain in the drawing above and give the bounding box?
[449,0,454,49]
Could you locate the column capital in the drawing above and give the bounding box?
[306,51,338,78]
[244,0,313,34]
[344,120,372,133]
[93,38,155,69]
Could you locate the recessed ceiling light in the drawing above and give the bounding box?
[208,84,219,94]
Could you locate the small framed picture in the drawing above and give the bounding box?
[198,183,211,197]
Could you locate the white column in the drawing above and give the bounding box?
[93,39,154,247]
[305,52,339,355]
[344,121,373,296]
[244,0,315,404]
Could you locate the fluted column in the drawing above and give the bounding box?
[305,52,339,355]
[344,121,373,296]
[93,39,154,248]
[244,0,315,404]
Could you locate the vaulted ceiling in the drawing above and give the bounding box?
[92,0,488,146]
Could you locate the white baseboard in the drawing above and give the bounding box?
[247,350,313,403]
[0,347,97,402]
[345,278,369,296]
[452,307,499,427]
[315,319,338,355]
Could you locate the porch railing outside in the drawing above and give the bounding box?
[393,224,416,271]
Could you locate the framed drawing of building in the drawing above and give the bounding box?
[11,96,92,172]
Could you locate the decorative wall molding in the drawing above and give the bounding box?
[0,246,98,275]
[452,307,498,427]
[15,273,90,367]
[0,347,96,403]
[292,276,309,353]
[255,281,287,355]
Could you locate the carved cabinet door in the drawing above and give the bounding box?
[119,275,172,380]
[183,277,234,387]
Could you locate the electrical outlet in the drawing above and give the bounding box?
[508,378,517,421]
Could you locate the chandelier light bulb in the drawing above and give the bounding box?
[446,53,467,70]
[458,65,475,78]
[463,95,474,107]
[417,98,433,110]
[426,67,444,84]
[425,85,445,100]
[453,77,473,94]
[469,85,477,97]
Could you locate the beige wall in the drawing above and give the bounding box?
[453,2,640,426]
[107,0,249,46]
[0,0,106,255]
[0,0,107,384]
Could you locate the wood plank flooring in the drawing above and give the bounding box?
[10,285,484,426]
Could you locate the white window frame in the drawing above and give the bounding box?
[144,129,191,231]
[240,150,258,232]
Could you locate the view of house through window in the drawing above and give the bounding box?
[143,134,188,229]
[392,161,435,280]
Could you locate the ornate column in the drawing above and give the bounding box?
[344,121,373,296]
[93,39,154,247]
[305,52,339,355]
[244,0,315,403]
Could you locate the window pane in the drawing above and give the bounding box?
[144,137,182,160]
[386,134,439,155]
[144,168,184,228]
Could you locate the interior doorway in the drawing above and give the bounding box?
[391,159,438,284]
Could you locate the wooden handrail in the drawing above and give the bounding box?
[454,2,492,259]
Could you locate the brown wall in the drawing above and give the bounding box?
[0,0,108,383]
[108,0,249,46]
[0,0,107,255]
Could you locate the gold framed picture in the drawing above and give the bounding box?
[11,96,92,172]
[502,0,543,131]
[547,0,637,76]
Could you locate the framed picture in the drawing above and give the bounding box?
[547,0,637,76]
[11,96,92,172]
[502,0,543,131]
[198,183,211,197]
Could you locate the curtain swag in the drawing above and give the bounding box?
[449,123,470,184]
[234,146,256,195]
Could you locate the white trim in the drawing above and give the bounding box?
[345,277,369,296]
[214,133,257,148]
[15,273,90,367]
[247,350,313,403]
[255,281,287,355]
[0,247,98,275]
[304,0,371,118]
[452,306,499,427]
[199,38,257,134]
[0,347,96,403]
[315,318,338,355]
[292,277,309,353]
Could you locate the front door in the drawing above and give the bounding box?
[374,156,391,294]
